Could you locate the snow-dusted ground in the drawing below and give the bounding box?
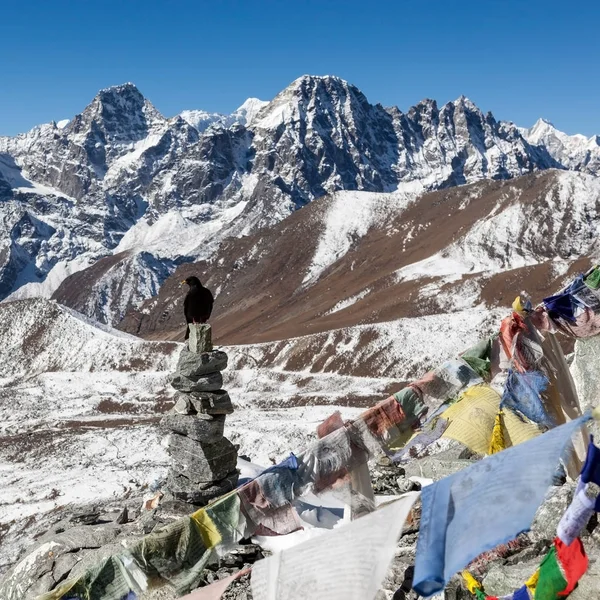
[0,299,503,575]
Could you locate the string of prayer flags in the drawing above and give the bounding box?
[413,415,589,597]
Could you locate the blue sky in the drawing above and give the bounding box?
[1,0,598,136]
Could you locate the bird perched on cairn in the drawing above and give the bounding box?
[181,276,214,340]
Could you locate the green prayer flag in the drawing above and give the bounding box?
[584,267,600,290]
[535,546,567,600]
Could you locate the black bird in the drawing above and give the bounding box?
[181,276,214,339]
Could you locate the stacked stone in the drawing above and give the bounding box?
[162,324,239,505]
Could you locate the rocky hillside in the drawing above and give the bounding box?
[114,170,600,345]
[3,75,594,326]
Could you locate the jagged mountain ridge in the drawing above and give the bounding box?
[116,170,600,345]
[0,75,594,324]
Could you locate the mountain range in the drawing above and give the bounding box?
[1,75,600,335]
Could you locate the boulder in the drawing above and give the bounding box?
[171,391,234,416]
[190,390,234,415]
[188,324,213,353]
[172,393,195,415]
[170,371,223,393]
[167,472,239,505]
[482,558,540,597]
[166,435,238,483]
[160,413,226,443]
[570,336,600,412]
[177,349,228,378]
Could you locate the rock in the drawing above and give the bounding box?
[177,349,228,378]
[116,507,128,525]
[161,413,226,443]
[190,390,234,415]
[173,393,195,414]
[0,523,124,600]
[167,472,239,505]
[530,483,574,543]
[170,371,223,393]
[396,478,421,493]
[171,391,234,415]
[571,336,600,412]
[402,453,475,482]
[52,552,79,582]
[69,509,101,525]
[144,492,164,511]
[482,558,540,597]
[188,324,213,353]
[167,434,238,483]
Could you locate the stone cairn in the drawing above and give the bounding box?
[161,324,239,505]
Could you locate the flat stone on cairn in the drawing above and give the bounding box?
[161,323,239,506]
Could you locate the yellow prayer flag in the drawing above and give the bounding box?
[442,385,541,455]
[461,570,482,593]
[525,568,539,594]
[488,411,506,454]
[192,508,222,548]
[512,295,524,313]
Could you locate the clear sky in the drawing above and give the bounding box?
[1,0,598,137]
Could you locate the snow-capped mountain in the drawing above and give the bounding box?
[521,118,600,174]
[118,170,600,345]
[0,75,597,325]
[179,97,269,131]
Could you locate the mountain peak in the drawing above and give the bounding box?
[453,95,479,111]
[97,81,142,97]
[232,97,269,126]
[531,117,556,131]
[66,82,165,142]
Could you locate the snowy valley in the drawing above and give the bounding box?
[3,76,600,598]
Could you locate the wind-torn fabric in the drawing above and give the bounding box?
[127,517,212,595]
[251,492,420,600]
[390,418,449,462]
[256,462,300,508]
[572,283,600,311]
[500,370,553,429]
[441,385,539,456]
[361,395,414,444]
[239,480,303,537]
[317,411,345,438]
[535,545,567,600]
[576,436,600,510]
[393,387,428,423]
[57,556,140,600]
[412,416,589,597]
[584,266,600,290]
[555,537,588,595]
[557,483,597,546]
[543,291,581,324]
[410,359,483,412]
[489,411,506,455]
[553,307,600,339]
[534,329,588,478]
[499,312,528,370]
[191,509,222,549]
[204,492,246,547]
[441,385,503,455]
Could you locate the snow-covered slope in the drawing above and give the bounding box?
[0,297,497,574]
[121,170,600,344]
[0,75,584,325]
